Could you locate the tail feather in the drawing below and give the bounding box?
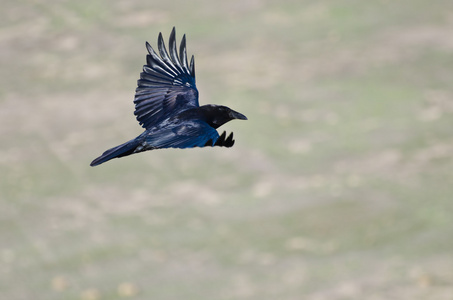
[90,139,140,167]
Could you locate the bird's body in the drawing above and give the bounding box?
[91,28,246,166]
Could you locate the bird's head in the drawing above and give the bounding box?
[200,105,247,129]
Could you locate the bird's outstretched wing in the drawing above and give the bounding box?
[134,27,198,129]
[144,121,219,149]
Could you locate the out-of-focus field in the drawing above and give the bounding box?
[1,0,453,299]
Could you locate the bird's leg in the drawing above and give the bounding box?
[213,131,235,147]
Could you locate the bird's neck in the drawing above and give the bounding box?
[177,106,226,129]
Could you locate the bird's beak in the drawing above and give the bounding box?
[229,110,248,120]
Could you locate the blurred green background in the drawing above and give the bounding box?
[1,0,453,299]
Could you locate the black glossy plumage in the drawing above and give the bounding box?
[90,27,247,167]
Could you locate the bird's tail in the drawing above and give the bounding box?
[90,138,140,167]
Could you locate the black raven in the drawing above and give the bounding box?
[90,28,247,167]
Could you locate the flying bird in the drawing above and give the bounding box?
[90,27,247,166]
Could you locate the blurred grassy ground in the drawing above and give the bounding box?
[1,0,453,299]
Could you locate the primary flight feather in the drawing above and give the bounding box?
[90,27,247,166]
